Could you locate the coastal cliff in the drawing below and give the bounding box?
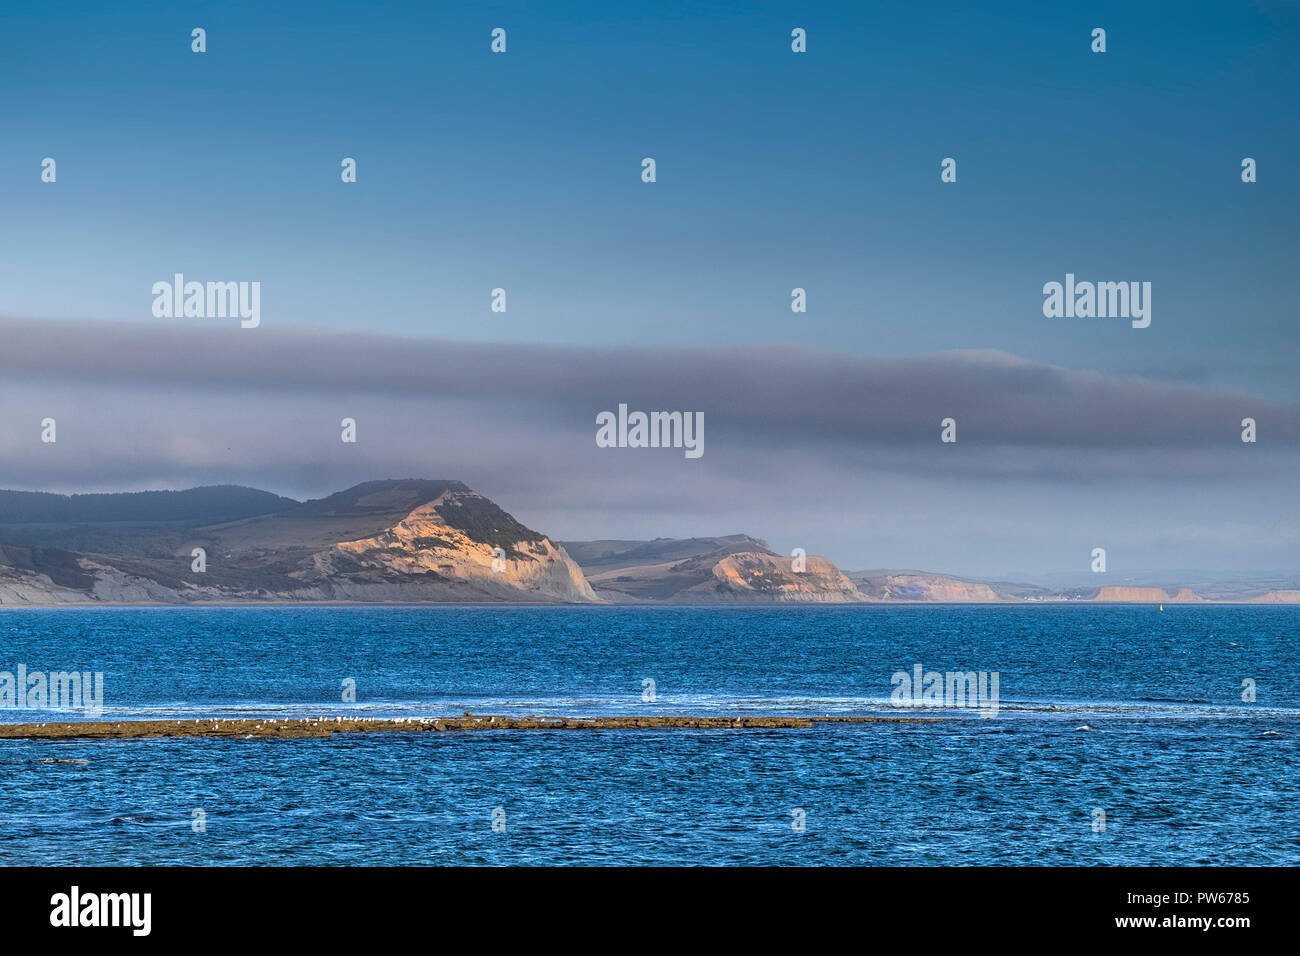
[0,480,595,605]
[560,535,865,603]
[1091,586,1206,603]
[1,482,1295,605]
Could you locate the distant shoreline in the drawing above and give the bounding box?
[1,600,1296,610]
[0,715,944,739]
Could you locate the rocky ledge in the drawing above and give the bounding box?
[0,714,944,739]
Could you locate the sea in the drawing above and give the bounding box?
[0,605,1296,865]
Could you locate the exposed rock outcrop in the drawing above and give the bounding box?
[0,480,597,605]
[571,536,866,603]
[1248,590,1300,604]
[679,551,865,603]
[295,490,596,603]
[1091,586,1205,603]
[1,483,1291,605]
[852,572,1002,602]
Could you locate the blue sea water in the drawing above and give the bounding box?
[0,605,1296,865]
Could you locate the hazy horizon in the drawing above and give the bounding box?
[3,316,1297,580]
[4,1,1297,579]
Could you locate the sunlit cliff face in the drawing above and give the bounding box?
[325,491,597,603]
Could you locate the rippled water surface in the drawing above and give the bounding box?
[1,605,1296,864]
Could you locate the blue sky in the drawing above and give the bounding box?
[1,2,1297,577]
[2,0,1296,396]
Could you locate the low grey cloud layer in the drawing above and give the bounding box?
[3,316,1298,446]
[1,316,1296,577]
